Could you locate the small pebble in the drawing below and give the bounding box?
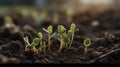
[91,21,99,27]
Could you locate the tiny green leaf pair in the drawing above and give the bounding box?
[43,26,53,34]
[43,25,53,51]
[83,38,91,54]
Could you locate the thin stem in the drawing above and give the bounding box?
[33,47,38,53]
[39,40,42,52]
[48,34,51,51]
[25,45,28,51]
[84,47,88,54]
[69,33,74,48]
[59,35,63,53]
[25,43,31,51]
[65,44,68,48]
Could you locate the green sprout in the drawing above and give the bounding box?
[39,42,46,53]
[37,32,43,51]
[23,36,31,51]
[38,32,43,40]
[57,25,66,53]
[83,38,91,54]
[31,38,39,47]
[3,16,19,33]
[69,23,78,48]
[43,25,53,51]
[63,36,70,48]
[3,16,14,29]
[23,32,46,54]
[23,36,39,53]
[31,38,39,53]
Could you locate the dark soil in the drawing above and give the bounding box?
[0,9,120,64]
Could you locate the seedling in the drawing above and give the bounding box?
[23,36,31,51]
[39,41,46,53]
[69,23,78,48]
[31,38,39,53]
[57,25,66,53]
[43,26,53,51]
[3,16,14,29]
[83,38,91,54]
[38,32,43,51]
[38,32,43,40]
[23,36,39,53]
[3,16,19,33]
[63,36,70,48]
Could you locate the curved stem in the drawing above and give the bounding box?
[69,33,74,48]
[48,34,51,51]
[25,45,28,51]
[59,35,63,53]
[84,47,88,54]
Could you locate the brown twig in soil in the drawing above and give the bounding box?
[87,46,120,63]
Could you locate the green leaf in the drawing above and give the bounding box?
[40,42,46,48]
[70,23,76,32]
[31,38,39,47]
[68,30,72,37]
[47,25,53,34]
[57,25,66,35]
[83,38,91,47]
[38,32,43,39]
[63,36,70,45]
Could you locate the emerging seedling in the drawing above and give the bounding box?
[69,23,78,48]
[23,36,31,51]
[23,36,39,53]
[83,38,91,54]
[31,38,40,53]
[43,26,53,51]
[63,36,70,48]
[38,32,43,51]
[3,16,19,33]
[57,25,66,53]
[39,41,46,53]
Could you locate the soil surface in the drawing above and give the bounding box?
[0,9,120,64]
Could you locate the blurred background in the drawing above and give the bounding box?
[0,0,120,14]
[0,0,120,37]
